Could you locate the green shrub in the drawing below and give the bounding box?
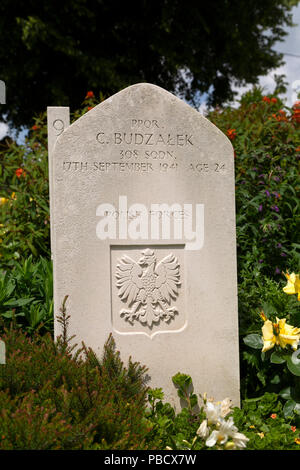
[234,393,300,450]
[0,120,51,267]
[209,89,299,281]
[208,88,300,401]
[0,323,150,450]
[144,374,300,450]
[0,256,53,334]
[144,375,206,450]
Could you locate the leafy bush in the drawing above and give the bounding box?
[208,89,299,401]
[144,374,206,450]
[0,122,51,267]
[0,321,150,450]
[144,374,300,450]
[243,275,300,419]
[240,278,300,398]
[0,256,53,334]
[233,393,300,450]
[209,90,299,280]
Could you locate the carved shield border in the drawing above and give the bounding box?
[110,245,187,339]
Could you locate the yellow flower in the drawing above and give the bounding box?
[295,438,300,445]
[262,320,276,352]
[0,197,8,205]
[262,317,300,352]
[257,432,265,439]
[283,272,300,301]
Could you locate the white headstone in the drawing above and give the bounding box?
[49,83,240,407]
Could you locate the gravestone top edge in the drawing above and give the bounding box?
[52,83,233,153]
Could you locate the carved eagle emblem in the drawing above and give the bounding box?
[115,249,181,327]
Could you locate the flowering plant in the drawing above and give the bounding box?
[195,396,249,450]
[283,272,300,301]
[159,373,249,450]
[244,271,300,418]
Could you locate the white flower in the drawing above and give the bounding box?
[205,401,222,425]
[196,419,209,439]
[204,397,233,424]
[205,417,249,449]
[220,397,232,418]
[206,429,223,447]
[232,432,249,449]
[206,417,237,447]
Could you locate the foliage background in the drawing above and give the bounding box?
[0,0,298,127]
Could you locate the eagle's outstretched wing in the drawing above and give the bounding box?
[155,253,180,303]
[115,255,143,305]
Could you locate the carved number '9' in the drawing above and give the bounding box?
[53,119,64,136]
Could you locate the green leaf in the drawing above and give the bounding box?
[172,372,192,389]
[270,374,281,384]
[287,355,300,377]
[270,351,286,364]
[4,297,35,307]
[279,387,291,400]
[283,399,296,418]
[148,388,164,401]
[189,393,198,409]
[261,302,276,317]
[243,333,263,349]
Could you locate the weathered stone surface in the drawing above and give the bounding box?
[50,83,240,407]
[47,106,70,258]
[0,339,5,364]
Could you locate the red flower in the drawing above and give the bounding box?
[271,97,277,103]
[292,101,300,123]
[226,128,237,140]
[291,426,297,432]
[272,110,288,122]
[296,146,300,152]
[270,413,277,419]
[87,106,94,111]
[15,168,25,178]
[262,96,271,103]
[31,124,39,131]
[85,91,94,99]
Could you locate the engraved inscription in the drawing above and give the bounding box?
[62,119,227,176]
[131,119,160,129]
[62,160,225,174]
[95,118,193,148]
[53,119,65,136]
[113,132,193,146]
[115,249,180,327]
